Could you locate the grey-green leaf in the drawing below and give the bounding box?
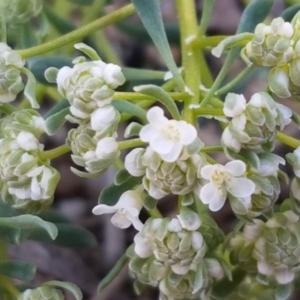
[0,215,58,240]
[134,84,180,120]
[281,5,300,22]
[45,107,70,135]
[21,68,40,109]
[124,122,142,138]
[131,0,185,90]
[112,100,147,120]
[0,260,36,281]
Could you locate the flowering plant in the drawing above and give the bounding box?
[1,0,300,299]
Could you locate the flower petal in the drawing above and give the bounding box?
[139,124,158,142]
[228,177,255,198]
[224,160,246,176]
[92,204,118,215]
[147,106,168,125]
[111,211,131,229]
[160,143,182,162]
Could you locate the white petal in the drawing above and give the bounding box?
[147,106,168,125]
[171,263,190,275]
[134,233,152,258]
[177,122,197,145]
[200,183,225,212]
[92,204,118,215]
[223,93,246,117]
[275,268,295,284]
[126,213,144,231]
[209,197,226,211]
[139,124,158,142]
[150,134,174,155]
[111,212,131,228]
[160,143,182,162]
[228,177,255,198]
[257,260,273,276]
[224,160,246,176]
[116,190,143,211]
[222,127,241,152]
[200,164,219,180]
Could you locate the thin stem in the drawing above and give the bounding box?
[201,146,223,153]
[118,139,145,150]
[18,4,136,59]
[113,92,188,102]
[0,8,6,43]
[215,65,255,96]
[148,207,163,218]
[198,0,216,35]
[276,131,300,148]
[193,107,224,117]
[41,145,71,161]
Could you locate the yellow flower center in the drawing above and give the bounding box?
[161,123,180,142]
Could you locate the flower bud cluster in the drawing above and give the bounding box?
[17,286,64,300]
[0,110,60,211]
[0,43,25,103]
[58,49,125,176]
[222,92,291,153]
[230,211,300,285]
[242,13,300,98]
[1,0,43,28]
[128,208,225,300]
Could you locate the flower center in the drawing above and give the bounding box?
[161,124,180,142]
[212,170,232,195]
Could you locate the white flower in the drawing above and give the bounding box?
[140,106,197,162]
[92,189,144,231]
[124,148,146,177]
[16,132,41,151]
[199,160,255,211]
[223,93,246,117]
[95,137,119,159]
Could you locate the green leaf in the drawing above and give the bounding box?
[99,176,142,206]
[38,209,71,224]
[0,215,58,240]
[112,100,147,120]
[133,84,180,120]
[124,122,142,138]
[98,253,128,292]
[0,226,24,244]
[236,0,274,34]
[28,223,97,249]
[27,56,73,85]
[211,267,246,298]
[0,260,36,281]
[45,107,70,135]
[21,68,40,109]
[74,43,101,61]
[114,169,132,185]
[19,23,38,48]
[44,99,70,119]
[275,283,292,300]
[131,0,185,90]
[67,0,94,5]
[122,67,165,81]
[292,111,300,128]
[44,281,82,300]
[281,4,300,22]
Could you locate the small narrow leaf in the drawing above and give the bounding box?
[74,43,101,61]
[44,281,82,300]
[112,100,147,120]
[44,99,70,119]
[21,68,39,109]
[275,283,292,300]
[114,169,132,185]
[134,84,180,120]
[99,176,142,206]
[0,260,36,281]
[98,253,128,292]
[122,67,165,81]
[131,0,185,90]
[46,107,70,135]
[0,215,58,240]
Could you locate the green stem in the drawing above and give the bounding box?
[118,139,145,150]
[201,146,223,153]
[41,145,71,161]
[176,0,201,123]
[276,131,300,148]
[193,107,224,117]
[148,207,163,218]
[215,65,255,96]
[18,4,136,59]
[0,7,6,43]
[198,0,216,35]
[98,252,128,292]
[113,92,189,102]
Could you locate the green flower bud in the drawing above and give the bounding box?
[17,286,64,300]
[222,92,291,153]
[1,0,42,27]
[0,43,24,103]
[125,146,205,200]
[57,57,125,124]
[0,109,45,139]
[241,18,294,67]
[231,211,300,285]
[67,124,120,176]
